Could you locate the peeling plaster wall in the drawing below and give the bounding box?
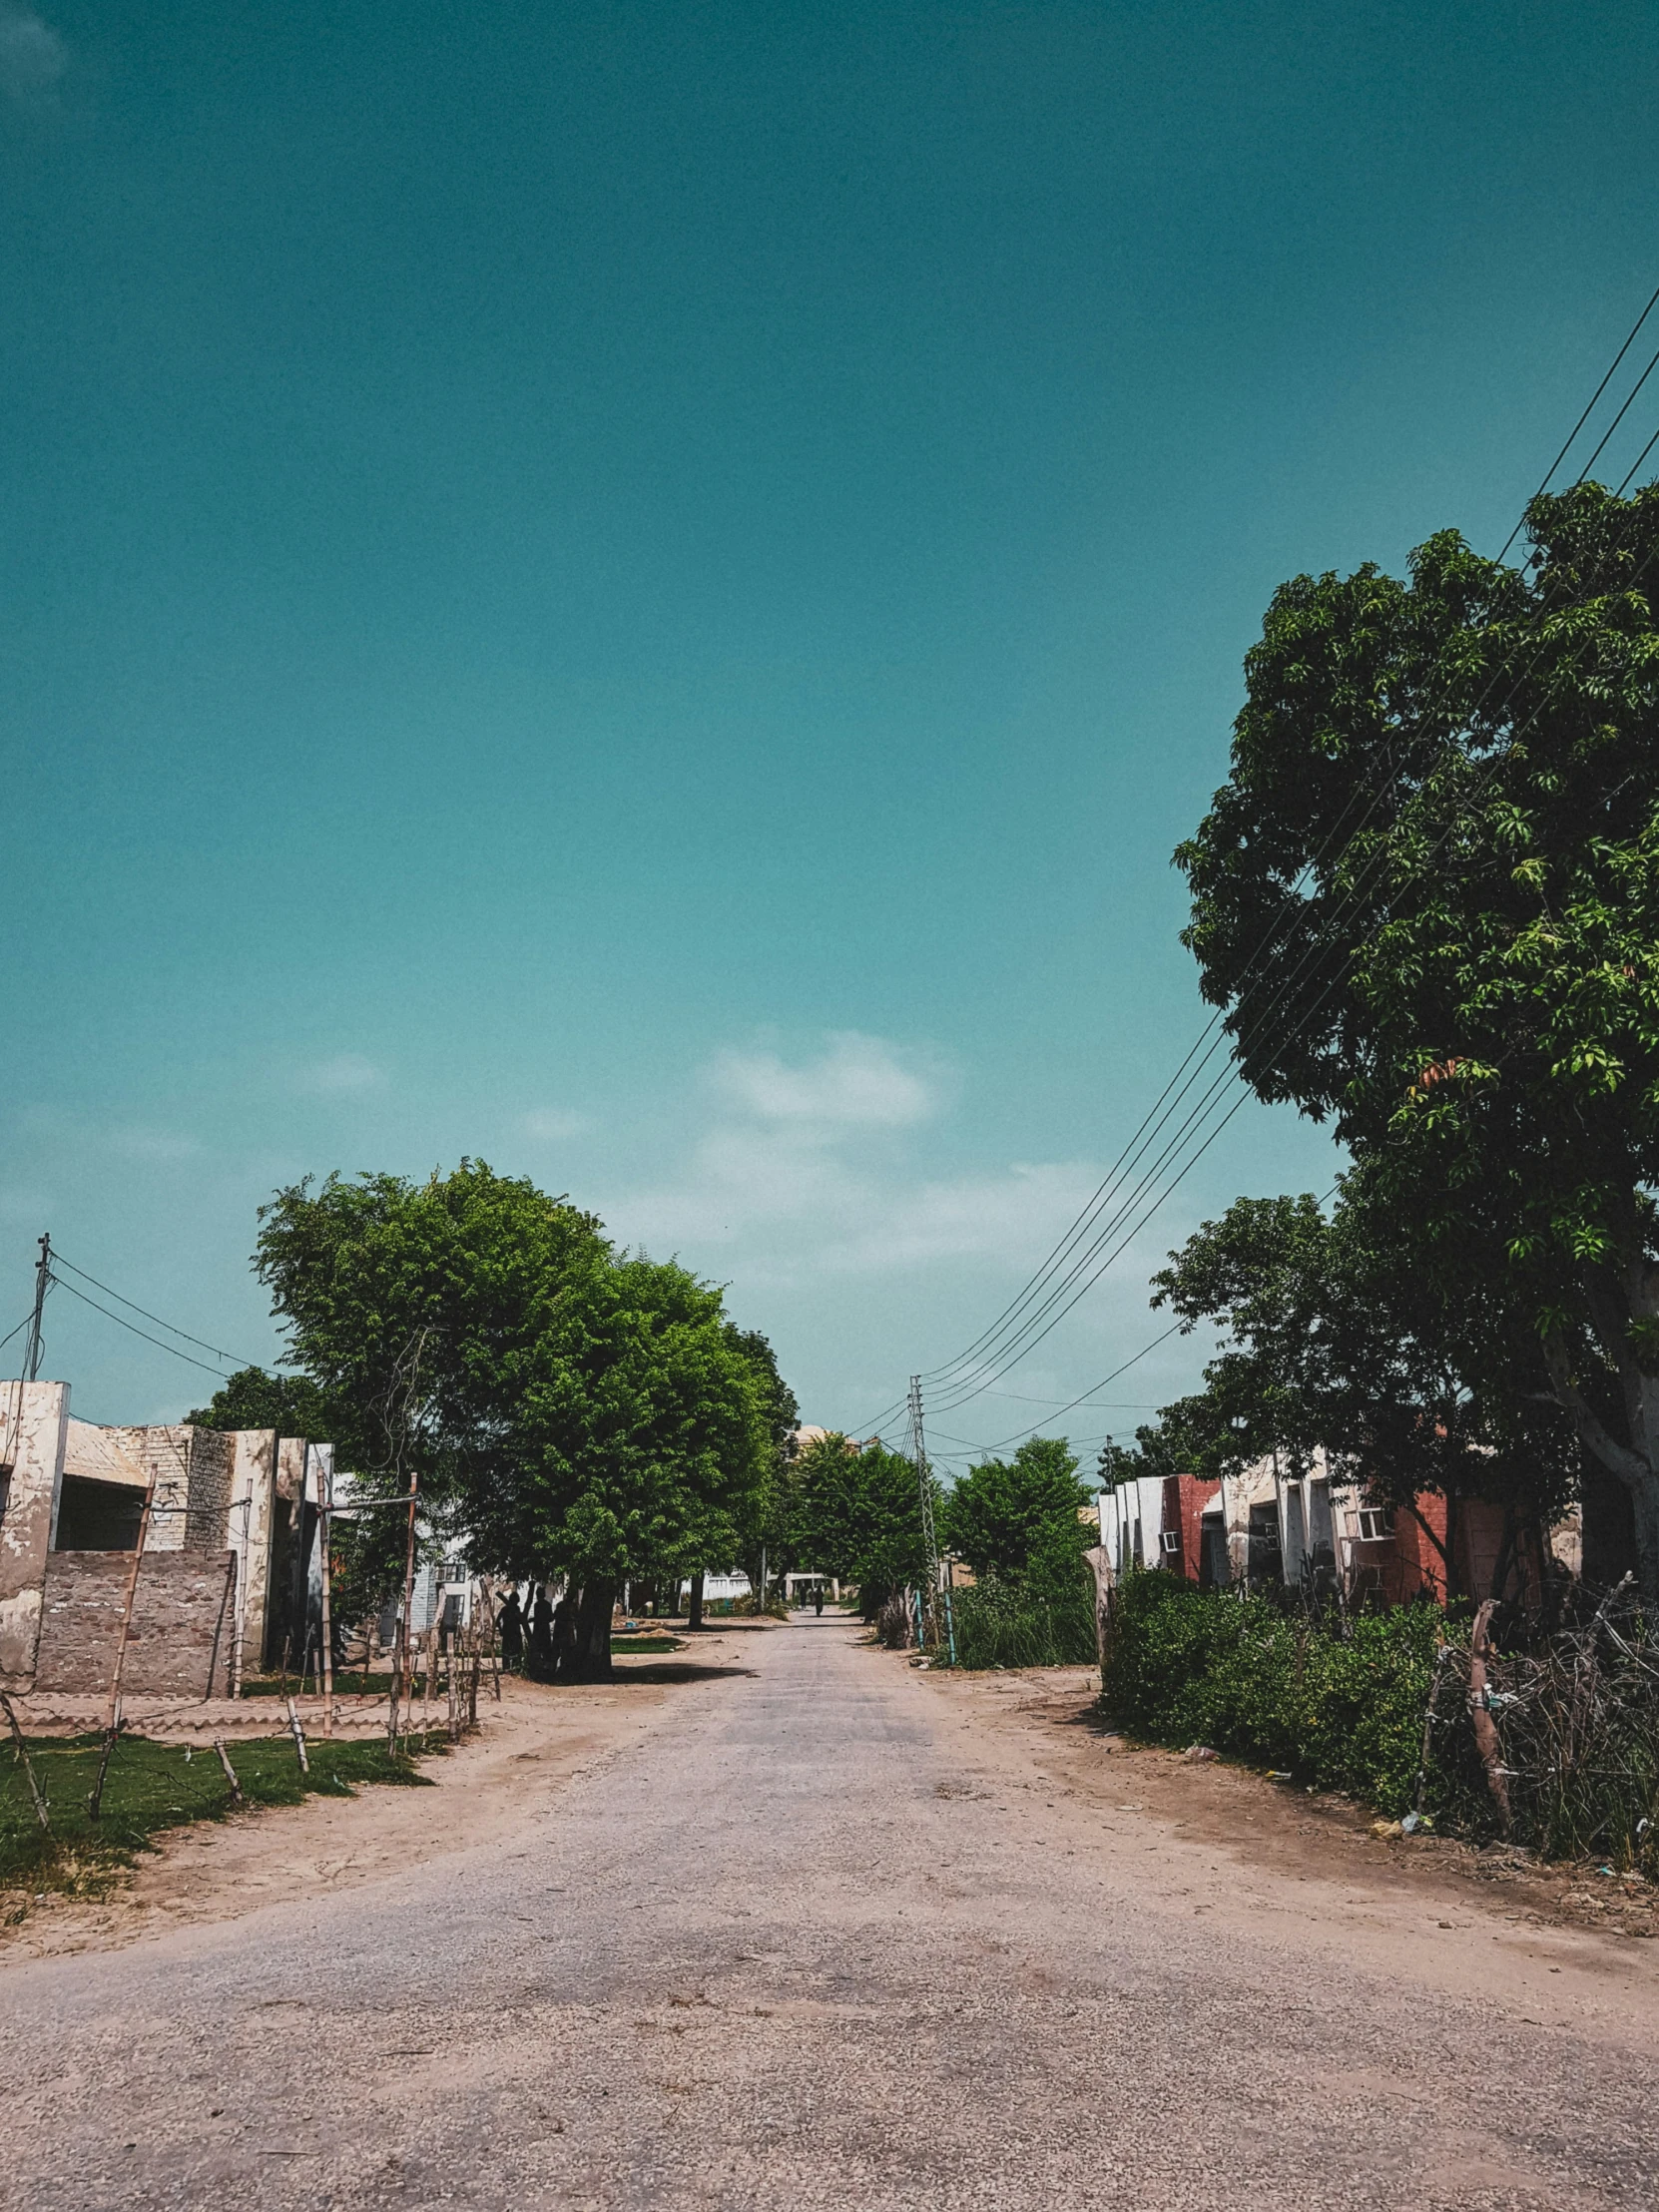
[0,1382,69,1690]
[229,1429,278,1674]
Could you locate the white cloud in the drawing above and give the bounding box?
[710,1032,937,1130]
[299,1053,383,1095]
[0,9,66,103]
[612,1031,1125,1285]
[523,1107,594,1142]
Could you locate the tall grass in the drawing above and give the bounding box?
[946,1582,1099,1670]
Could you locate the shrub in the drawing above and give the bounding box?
[1102,1571,1659,1868]
[1102,1570,1439,1815]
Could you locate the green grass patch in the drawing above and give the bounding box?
[240,1672,402,1697]
[611,1634,685,1653]
[3,1730,441,1910]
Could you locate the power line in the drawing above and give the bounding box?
[872,351,1659,1428]
[48,1250,268,1373]
[871,290,1659,1425]
[47,1275,237,1379]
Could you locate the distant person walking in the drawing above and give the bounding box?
[814,1584,825,1617]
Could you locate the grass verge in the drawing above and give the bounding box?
[3,1730,441,1916]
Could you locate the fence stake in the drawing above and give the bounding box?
[1466,1598,1513,1836]
[1,1692,50,1833]
[87,1699,123,1825]
[213,1737,243,1805]
[284,1694,310,1776]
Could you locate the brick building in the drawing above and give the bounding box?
[0,1380,331,1698]
[1096,1449,1576,1607]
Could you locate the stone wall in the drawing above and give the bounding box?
[33,1549,239,1698]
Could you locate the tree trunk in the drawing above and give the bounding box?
[688,1571,705,1631]
[1542,1325,1659,1603]
[564,1577,615,1683]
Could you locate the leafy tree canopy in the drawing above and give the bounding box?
[1144,1186,1578,1591]
[1177,483,1659,1591]
[941,1436,1091,1597]
[794,1430,931,1617]
[254,1164,781,1621]
[186,1366,334,1439]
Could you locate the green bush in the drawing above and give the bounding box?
[1102,1570,1440,1815]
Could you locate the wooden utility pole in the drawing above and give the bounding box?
[313,1446,335,1740]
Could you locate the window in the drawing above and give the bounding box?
[53,1475,145,1551]
[1357,1506,1393,1543]
[1159,1529,1181,1555]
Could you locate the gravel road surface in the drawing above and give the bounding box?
[3,1614,1654,2210]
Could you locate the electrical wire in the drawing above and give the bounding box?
[47,1274,237,1378]
[855,294,1659,1432]
[886,396,1659,1424]
[48,1250,267,1372]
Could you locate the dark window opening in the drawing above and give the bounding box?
[1248,1501,1283,1585]
[54,1475,145,1551]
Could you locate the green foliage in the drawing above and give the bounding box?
[1103,1571,1440,1815]
[946,1580,1098,1669]
[793,1430,931,1615]
[185,1366,334,1438]
[2,1731,438,1900]
[254,1163,781,1591]
[1143,1185,1578,1574]
[941,1436,1093,1598]
[1176,483,1659,1590]
[1103,1571,1659,1864]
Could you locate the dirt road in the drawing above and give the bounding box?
[3,1615,1655,2210]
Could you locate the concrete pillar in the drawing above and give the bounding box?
[229,1429,278,1680]
[0,1382,70,1690]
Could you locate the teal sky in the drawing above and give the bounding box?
[5,2,1658,1464]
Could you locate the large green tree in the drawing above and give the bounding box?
[940,1436,1091,1597]
[794,1430,931,1619]
[1178,482,1659,1592]
[255,1163,778,1675]
[186,1366,335,1440]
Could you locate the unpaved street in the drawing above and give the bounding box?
[4,1615,1655,2211]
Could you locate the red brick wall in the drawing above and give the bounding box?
[33,1550,238,1697]
[1168,1473,1221,1583]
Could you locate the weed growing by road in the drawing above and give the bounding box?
[1101,1571,1659,1871]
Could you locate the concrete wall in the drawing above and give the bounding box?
[33,1549,239,1698]
[0,1382,70,1689]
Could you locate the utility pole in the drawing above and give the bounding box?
[908,1375,942,1652]
[23,1232,49,1382]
